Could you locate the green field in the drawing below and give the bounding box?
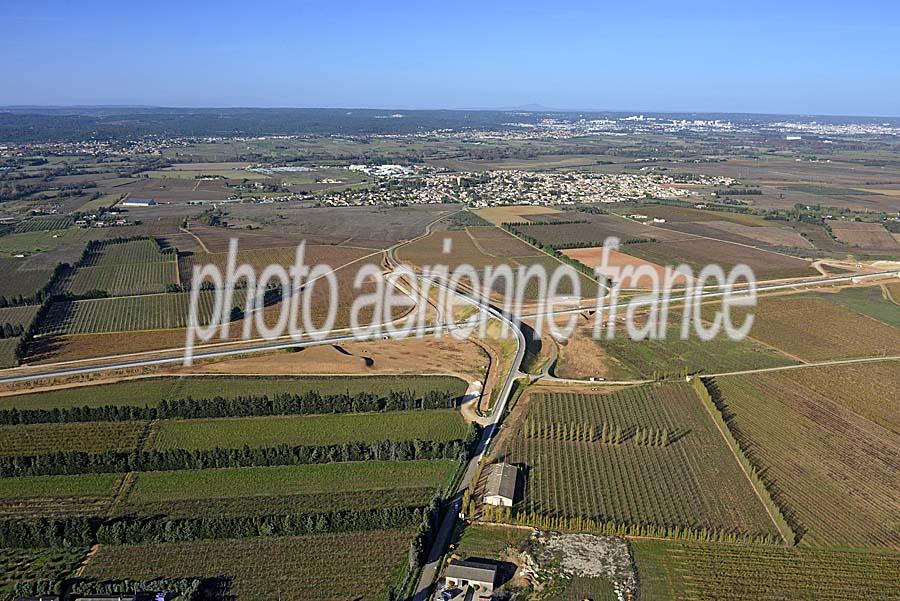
[816,286,900,328]
[597,321,796,378]
[547,577,617,601]
[0,421,147,456]
[55,238,178,296]
[152,410,467,449]
[0,473,120,499]
[0,304,41,328]
[113,487,442,519]
[58,262,178,297]
[0,547,87,599]
[0,339,18,369]
[81,530,415,601]
[40,289,235,335]
[0,375,468,411]
[505,383,778,538]
[454,523,532,561]
[631,539,900,600]
[124,460,457,504]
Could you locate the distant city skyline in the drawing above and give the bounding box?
[2,0,899,116]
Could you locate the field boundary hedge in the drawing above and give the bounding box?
[0,434,477,478]
[484,506,780,546]
[0,506,426,548]
[0,388,465,425]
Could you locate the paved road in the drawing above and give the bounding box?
[2,266,896,385]
[410,285,526,601]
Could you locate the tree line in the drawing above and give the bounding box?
[0,436,477,478]
[15,577,216,601]
[0,322,24,339]
[0,387,464,425]
[0,505,428,548]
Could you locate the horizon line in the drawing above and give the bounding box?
[1,104,898,120]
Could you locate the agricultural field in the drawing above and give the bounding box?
[399,230,502,270]
[0,374,468,411]
[397,230,597,300]
[631,539,900,601]
[827,220,899,250]
[715,294,900,361]
[466,225,545,257]
[504,384,779,537]
[39,289,233,335]
[115,487,442,519]
[152,409,468,449]
[0,259,55,302]
[714,373,900,549]
[613,205,770,227]
[177,243,375,287]
[0,547,87,600]
[475,205,561,225]
[0,304,40,329]
[454,523,532,562]
[81,530,415,601]
[596,321,796,378]
[51,238,179,297]
[0,420,147,456]
[12,215,74,233]
[0,340,18,370]
[0,472,120,500]
[516,214,685,248]
[684,220,813,248]
[59,261,178,296]
[223,203,459,248]
[562,246,684,289]
[121,460,456,507]
[815,285,900,328]
[546,577,617,601]
[624,238,816,280]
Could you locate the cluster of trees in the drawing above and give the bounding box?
[0,322,24,339]
[0,388,464,425]
[634,426,671,447]
[0,436,476,478]
[0,516,93,548]
[66,578,217,601]
[486,506,783,546]
[0,506,427,548]
[524,420,676,446]
[408,496,441,567]
[15,577,217,601]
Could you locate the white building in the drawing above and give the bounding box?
[483,462,517,507]
[444,560,497,599]
[120,197,157,207]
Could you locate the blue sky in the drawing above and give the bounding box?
[2,0,899,115]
